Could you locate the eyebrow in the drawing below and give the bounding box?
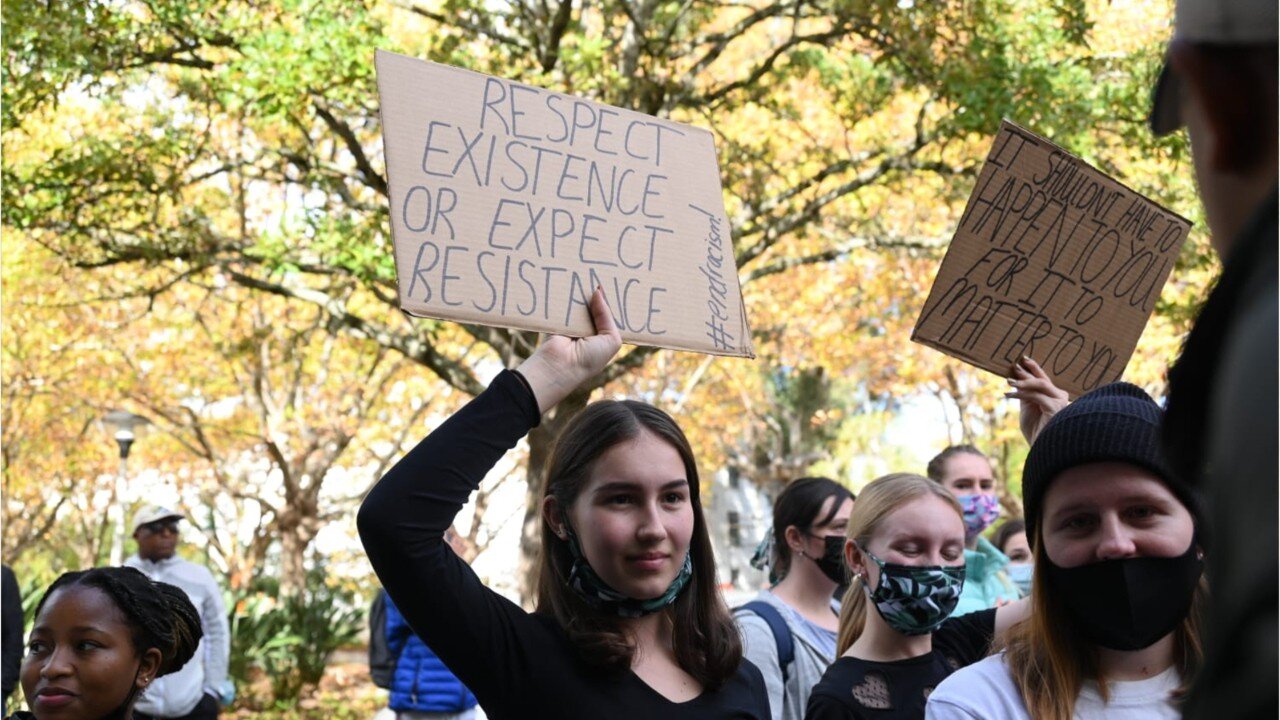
[886,533,963,546]
[593,479,688,494]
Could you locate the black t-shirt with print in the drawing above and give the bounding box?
[802,609,995,720]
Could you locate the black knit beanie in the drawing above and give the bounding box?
[1022,382,1203,545]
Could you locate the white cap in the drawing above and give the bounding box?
[132,505,183,532]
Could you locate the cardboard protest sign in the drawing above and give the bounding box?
[375,50,754,358]
[912,120,1190,397]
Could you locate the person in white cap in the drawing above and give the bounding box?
[1150,1,1277,718]
[124,506,231,720]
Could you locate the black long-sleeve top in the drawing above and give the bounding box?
[358,370,770,720]
[1,565,21,702]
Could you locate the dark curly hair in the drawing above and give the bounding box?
[35,566,203,679]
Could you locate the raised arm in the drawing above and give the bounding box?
[993,595,1032,638]
[356,288,621,707]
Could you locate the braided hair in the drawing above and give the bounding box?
[35,567,203,678]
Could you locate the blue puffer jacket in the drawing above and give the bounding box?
[386,595,478,713]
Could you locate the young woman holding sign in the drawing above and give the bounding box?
[358,288,769,720]
[926,383,1207,719]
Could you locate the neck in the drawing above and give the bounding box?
[1095,633,1178,682]
[623,611,673,665]
[772,560,838,617]
[846,600,931,662]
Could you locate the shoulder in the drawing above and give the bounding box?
[734,654,767,687]
[175,560,221,592]
[806,658,876,719]
[929,654,1021,716]
[734,594,793,642]
[804,690,861,720]
[712,654,772,712]
[809,656,862,697]
[974,536,1007,562]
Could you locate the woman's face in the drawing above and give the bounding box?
[1041,462,1195,568]
[563,429,695,600]
[939,452,997,499]
[847,494,966,586]
[21,585,160,720]
[792,495,853,555]
[1001,531,1033,565]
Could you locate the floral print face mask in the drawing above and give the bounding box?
[858,544,966,636]
[562,520,693,618]
[957,493,1002,538]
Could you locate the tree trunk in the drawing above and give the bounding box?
[279,523,309,596]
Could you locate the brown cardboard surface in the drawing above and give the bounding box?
[376,50,754,358]
[912,120,1190,397]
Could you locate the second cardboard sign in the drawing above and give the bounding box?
[913,120,1190,397]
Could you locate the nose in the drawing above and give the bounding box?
[635,501,667,543]
[39,646,73,680]
[1095,514,1138,561]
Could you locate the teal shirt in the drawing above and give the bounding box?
[952,536,1020,616]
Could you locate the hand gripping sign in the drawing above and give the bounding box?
[376,50,754,358]
[912,120,1190,397]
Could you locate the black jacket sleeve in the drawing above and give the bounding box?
[2,565,22,700]
[357,371,541,711]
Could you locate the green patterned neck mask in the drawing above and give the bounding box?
[859,544,965,636]
[562,521,694,618]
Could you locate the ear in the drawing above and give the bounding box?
[783,525,807,553]
[1169,41,1256,173]
[542,496,568,541]
[843,539,864,578]
[136,647,163,689]
[132,529,142,541]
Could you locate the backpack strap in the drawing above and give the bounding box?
[737,600,795,681]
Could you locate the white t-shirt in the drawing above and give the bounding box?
[925,653,1182,719]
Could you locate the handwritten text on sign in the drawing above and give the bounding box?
[911,120,1190,396]
[377,50,753,357]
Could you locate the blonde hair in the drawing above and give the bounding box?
[835,473,963,654]
[1001,534,1207,720]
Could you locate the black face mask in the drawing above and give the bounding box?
[1045,541,1203,651]
[804,534,848,585]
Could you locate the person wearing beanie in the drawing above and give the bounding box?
[925,382,1206,720]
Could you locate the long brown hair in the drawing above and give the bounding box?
[534,399,742,689]
[835,473,963,654]
[1001,533,1207,720]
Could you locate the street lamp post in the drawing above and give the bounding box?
[103,410,150,565]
